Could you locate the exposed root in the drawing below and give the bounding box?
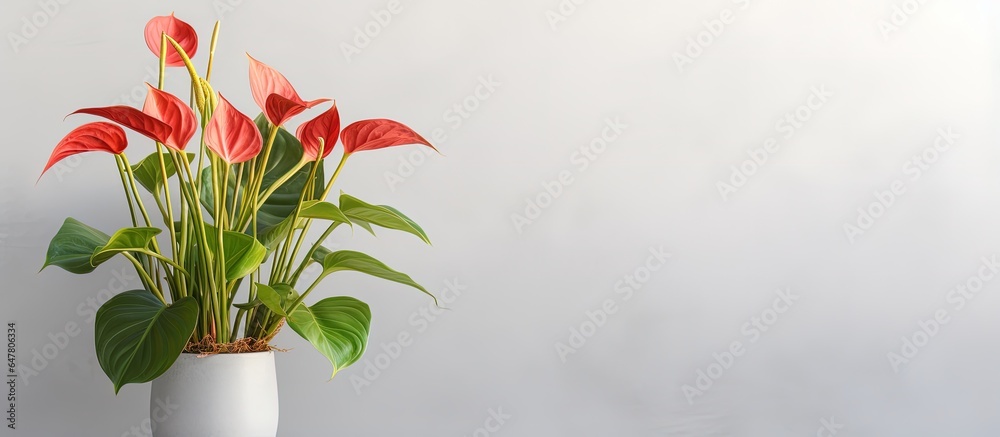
[184,335,288,356]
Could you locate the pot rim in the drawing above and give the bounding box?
[176,350,275,357]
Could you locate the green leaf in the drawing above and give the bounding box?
[298,200,351,226]
[246,284,299,334]
[257,215,296,253]
[255,283,288,317]
[339,194,430,244]
[315,250,436,304]
[203,224,267,281]
[91,227,161,267]
[42,218,110,274]
[131,152,195,194]
[280,284,300,305]
[255,114,325,232]
[381,205,427,238]
[286,296,371,378]
[94,290,198,394]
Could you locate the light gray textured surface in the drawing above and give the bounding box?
[2,0,1000,436]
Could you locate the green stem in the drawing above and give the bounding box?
[195,131,207,186]
[320,153,350,201]
[123,253,165,304]
[292,274,324,312]
[206,155,225,342]
[230,162,244,225]
[201,284,212,340]
[216,161,231,340]
[114,156,138,227]
[284,152,349,285]
[179,157,213,266]
[153,39,184,300]
[121,156,155,231]
[281,221,311,283]
[172,152,191,298]
[137,250,191,276]
[148,180,169,222]
[288,222,339,286]
[255,160,307,206]
[175,154,220,310]
[119,155,164,297]
[244,272,256,338]
[274,155,322,282]
[230,308,246,343]
[154,148,177,262]
[238,125,281,231]
[239,125,283,337]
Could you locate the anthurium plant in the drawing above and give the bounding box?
[39,14,437,393]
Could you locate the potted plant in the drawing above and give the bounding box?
[38,13,437,437]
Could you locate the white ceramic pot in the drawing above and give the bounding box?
[150,351,279,437]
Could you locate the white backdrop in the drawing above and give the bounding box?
[2,0,1000,436]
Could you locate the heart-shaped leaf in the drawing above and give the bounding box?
[91,227,161,267]
[95,290,198,393]
[42,218,110,274]
[339,194,430,244]
[313,250,436,304]
[286,296,371,378]
[202,224,267,281]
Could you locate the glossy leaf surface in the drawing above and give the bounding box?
[95,290,198,393]
[286,296,370,378]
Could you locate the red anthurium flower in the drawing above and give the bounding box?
[265,94,321,128]
[247,54,329,126]
[142,84,197,151]
[40,122,127,178]
[340,119,437,155]
[144,13,198,67]
[204,93,263,164]
[71,106,172,145]
[295,103,341,161]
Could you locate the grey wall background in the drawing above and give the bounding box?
[2,0,1000,435]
